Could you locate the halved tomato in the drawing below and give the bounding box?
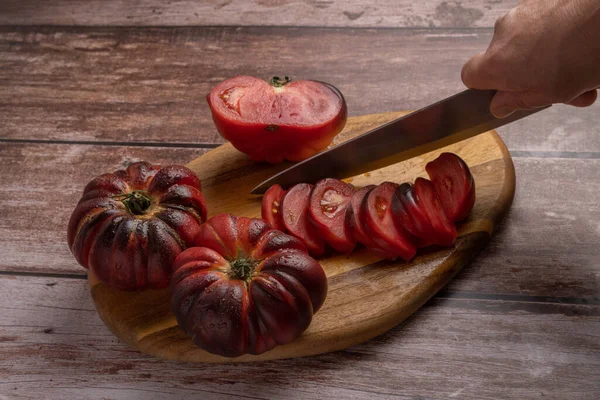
[280,183,326,256]
[261,184,286,231]
[361,182,417,261]
[413,178,457,246]
[425,153,476,222]
[391,182,437,248]
[308,179,356,254]
[207,76,347,164]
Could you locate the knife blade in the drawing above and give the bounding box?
[251,89,548,194]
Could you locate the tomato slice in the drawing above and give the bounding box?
[391,183,438,248]
[425,153,476,222]
[361,182,417,261]
[280,183,326,256]
[346,185,376,246]
[261,184,286,231]
[308,179,356,253]
[413,178,457,246]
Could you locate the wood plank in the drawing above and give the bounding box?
[0,142,206,275]
[1,275,599,399]
[0,142,598,300]
[446,156,600,299]
[0,0,517,28]
[1,26,598,152]
[88,122,516,363]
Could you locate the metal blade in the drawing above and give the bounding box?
[251,89,548,194]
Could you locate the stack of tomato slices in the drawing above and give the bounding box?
[262,152,476,260]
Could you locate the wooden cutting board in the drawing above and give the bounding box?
[89,110,516,363]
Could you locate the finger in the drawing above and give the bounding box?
[490,90,551,118]
[461,52,497,89]
[566,89,598,107]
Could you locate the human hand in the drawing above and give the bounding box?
[461,0,600,118]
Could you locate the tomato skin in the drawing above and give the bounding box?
[308,179,357,254]
[67,161,207,291]
[361,182,417,261]
[413,178,457,247]
[261,184,287,231]
[171,214,327,357]
[280,183,326,256]
[425,152,476,222]
[207,76,347,164]
[391,183,439,248]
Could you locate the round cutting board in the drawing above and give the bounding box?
[89,111,516,363]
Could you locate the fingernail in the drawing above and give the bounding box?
[491,105,515,119]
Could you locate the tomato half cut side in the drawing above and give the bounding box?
[280,184,326,257]
[425,152,476,222]
[391,183,438,248]
[308,178,356,254]
[207,76,347,164]
[361,182,417,261]
[413,178,457,247]
[261,184,287,231]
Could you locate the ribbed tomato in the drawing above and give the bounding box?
[67,161,207,291]
[207,75,347,164]
[170,214,327,357]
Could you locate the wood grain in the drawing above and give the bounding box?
[0,142,207,275]
[1,26,599,152]
[2,275,599,400]
[0,0,517,28]
[1,113,598,299]
[88,110,516,362]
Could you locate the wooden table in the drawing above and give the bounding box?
[1,1,598,399]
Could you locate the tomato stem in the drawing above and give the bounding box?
[270,76,291,87]
[112,191,152,215]
[229,258,257,281]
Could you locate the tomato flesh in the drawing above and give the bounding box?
[413,178,457,246]
[425,152,476,222]
[308,179,356,254]
[361,182,417,261]
[207,76,347,164]
[280,183,326,256]
[261,184,286,231]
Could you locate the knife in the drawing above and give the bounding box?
[251,89,548,194]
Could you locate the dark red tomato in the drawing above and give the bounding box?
[346,185,398,259]
[207,76,347,164]
[308,179,356,254]
[261,184,286,231]
[391,182,438,248]
[413,178,457,247]
[171,214,327,357]
[280,184,326,256]
[345,185,376,246]
[425,152,476,222]
[67,161,207,291]
[361,182,417,261]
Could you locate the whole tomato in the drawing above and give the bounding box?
[207,75,347,164]
[67,161,207,291]
[170,214,328,357]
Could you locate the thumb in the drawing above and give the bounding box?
[490,91,551,118]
